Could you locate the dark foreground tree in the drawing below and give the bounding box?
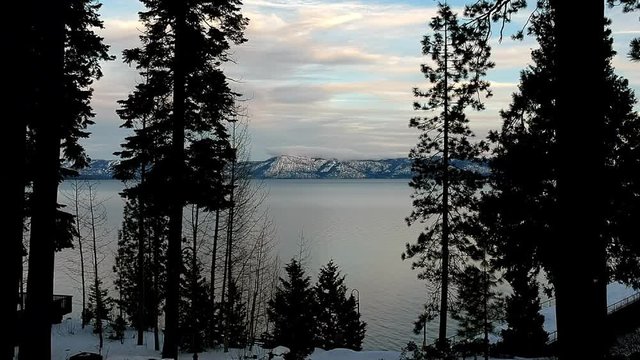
[452,264,503,360]
[116,1,247,356]
[113,197,167,349]
[404,3,493,349]
[4,1,32,358]
[314,260,366,351]
[20,1,110,358]
[469,1,640,358]
[498,270,548,357]
[266,259,316,360]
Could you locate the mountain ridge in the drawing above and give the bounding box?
[72,155,488,180]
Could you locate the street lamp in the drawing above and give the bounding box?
[351,288,360,315]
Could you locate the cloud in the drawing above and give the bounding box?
[87,0,639,161]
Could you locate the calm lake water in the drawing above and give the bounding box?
[54,179,437,350]
[52,179,637,351]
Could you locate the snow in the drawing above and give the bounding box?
[41,282,638,359]
[44,318,552,360]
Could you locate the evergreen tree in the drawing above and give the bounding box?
[223,280,248,348]
[21,1,110,358]
[86,277,113,333]
[179,246,211,353]
[498,270,548,357]
[266,259,316,360]
[4,2,31,358]
[115,1,247,356]
[452,264,503,360]
[404,3,493,349]
[630,38,640,61]
[477,1,640,293]
[472,2,640,357]
[465,1,639,358]
[314,260,366,351]
[114,199,167,331]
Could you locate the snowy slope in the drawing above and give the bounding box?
[73,156,488,180]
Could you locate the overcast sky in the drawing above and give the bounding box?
[86,0,639,161]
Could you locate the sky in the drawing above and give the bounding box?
[86,0,640,161]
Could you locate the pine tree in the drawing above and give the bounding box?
[114,199,167,336]
[179,246,211,353]
[452,264,503,360]
[472,2,640,357]
[86,277,113,333]
[266,259,316,360]
[314,260,366,351]
[477,1,640,299]
[4,2,31,358]
[404,3,493,349]
[21,1,110,358]
[115,1,247,356]
[498,269,548,357]
[223,280,248,348]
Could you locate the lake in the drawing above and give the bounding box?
[54,179,439,350]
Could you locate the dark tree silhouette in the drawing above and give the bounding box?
[266,259,316,360]
[3,1,32,359]
[498,269,548,357]
[114,198,167,349]
[452,263,503,360]
[630,38,640,61]
[115,1,247,356]
[221,280,248,348]
[470,1,640,358]
[20,1,110,358]
[179,244,212,354]
[404,3,493,349]
[314,260,366,351]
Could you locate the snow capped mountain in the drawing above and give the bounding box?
[246,155,413,179]
[72,159,119,179]
[74,155,488,179]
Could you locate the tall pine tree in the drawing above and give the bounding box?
[474,2,640,357]
[404,3,493,349]
[115,0,247,356]
[20,1,110,358]
[266,259,316,360]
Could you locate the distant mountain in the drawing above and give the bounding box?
[73,159,119,179]
[73,155,489,180]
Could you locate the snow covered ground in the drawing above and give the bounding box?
[49,318,401,360]
[48,318,529,360]
[43,282,636,360]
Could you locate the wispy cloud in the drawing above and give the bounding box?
[87,0,639,160]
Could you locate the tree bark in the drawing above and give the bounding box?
[162,0,186,357]
[3,1,30,358]
[20,0,65,358]
[550,1,607,360]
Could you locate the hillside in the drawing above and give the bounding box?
[73,155,488,180]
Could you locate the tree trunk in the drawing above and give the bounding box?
[438,16,451,350]
[224,139,237,353]
[19,0,65,358]
[73,181,88,328]
[191,206,200,357]
[88,185,104,351]
[162,0,186,357]
[210,208,220,340]
[137,163,147,346]
[152,217,161,351]
[4,1,30,359]
[550,1,607,360]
